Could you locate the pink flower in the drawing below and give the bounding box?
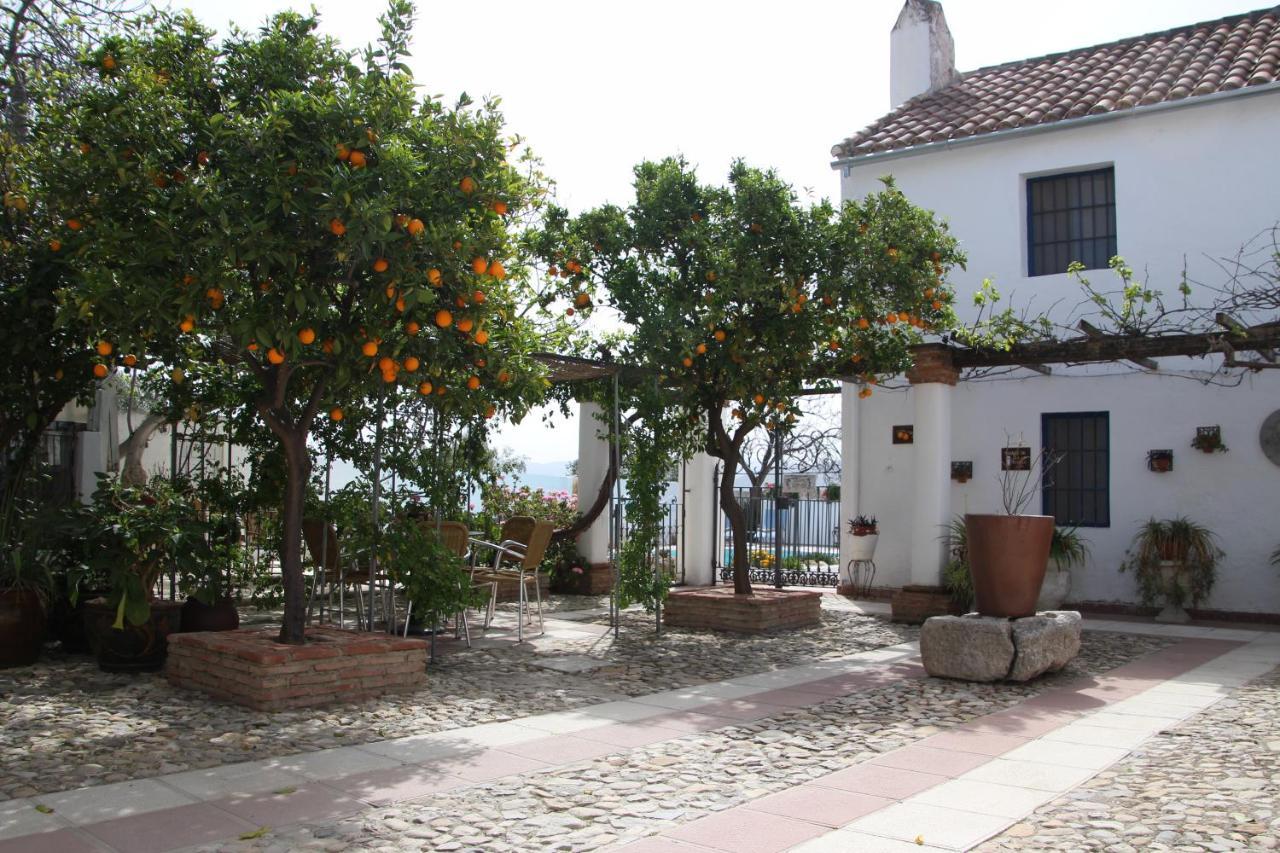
[571,566,584,574]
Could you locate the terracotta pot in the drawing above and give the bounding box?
[964,514,1054,618]
[0,589,46,668]
[180,596,240,632]
[83,599,183,672]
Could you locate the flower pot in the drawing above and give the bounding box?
[849,533,879,561]
[0,589,46,668]
[1155,560,1191,624]
[83,599,183,672]
[180,596,240,632]
[964,514,1054,618]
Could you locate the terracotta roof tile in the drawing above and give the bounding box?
[833,6,1280,159]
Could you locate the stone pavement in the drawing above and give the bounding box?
[0,614,1273,852]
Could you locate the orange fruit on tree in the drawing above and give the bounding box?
[828,340,840,351]
[348,150,366,168]
[381,369,396,383]
[92,363,109,379]
[435,309,453,328]
[931,300,942,310]
[267,347,285,364]
[427,268,442,287]
[566,307,575,316]
[329,218,346,236]
[575,292,590,307]
[474,357,486,367]
[102,54,116,70]
[713,329,726,342]
[489,261,507,280]
[405,321,420,336]
[330,407,344,421]
[407,218,424,236]
[467,375,481,390]
[67,218,82,231]
[335,143,350,161]
[322,338,335,353]
[361,341,378,357]
[457,317,475,333]
[79,142,91,155]
[857,317,870,330]
[48,239,61,252]
[459,176,476,194]
[474,329,490,345]
[473,289,486,304]
[394,213,409,229]
[418,381,433,396]
[695,343,707,356]
[395,296,406,313]
[171,367,185,384]
[372,258,389,273]
[384,283,397,300]
[492,201,508,216]
[247,342,260,352]
[122,354,137,367]
[96,340,113,356]
[435,384,447,396]
[179,315,195,333]
[681,357,693,368]
[859,387,872,399]
[403,356,420,372]
[378,356,395,372]
[455,295,467,308]
[485,404,496,419]
[753,394,765,405]
[297,327,316,345]
[471,257,488,276]
[886,312,899,324]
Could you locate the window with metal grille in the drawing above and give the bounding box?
[1027,167,1116,277]
[1042,412,1109,527]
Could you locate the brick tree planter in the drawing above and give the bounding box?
[550,562,613,596]
[166,626,427,712]
[664,587,821,633]
[890,584,960,624]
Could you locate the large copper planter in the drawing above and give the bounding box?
[964,514,1054,618]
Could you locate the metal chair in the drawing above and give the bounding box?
[303,518,387,630]
[469,517,553,642]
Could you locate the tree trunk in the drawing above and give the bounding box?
[277,429,311,645]
[719,455,752,595]
[117,411,168,487]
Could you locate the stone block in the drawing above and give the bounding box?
[920,610,1082,683]
[1009,611,1082,681]
[920,614,1015,681]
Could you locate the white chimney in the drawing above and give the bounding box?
[890,0,958,108]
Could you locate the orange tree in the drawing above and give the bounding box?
[32,1,550,642]
[537,158,963,595]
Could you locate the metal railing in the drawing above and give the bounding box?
[714,489,842,586]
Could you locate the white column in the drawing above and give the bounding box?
[910,382,952,586]
[679,451,717,586]
[838,381,862,575]
[575,401,612,565]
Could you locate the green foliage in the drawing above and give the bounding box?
[68,475,216,628]
[1050,526,1090,570]
[1121,517,1223,608]
[942,515,973,609]
[537,159,963,593]
[380,515,479,625]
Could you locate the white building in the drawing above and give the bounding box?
[833,1,1280,617]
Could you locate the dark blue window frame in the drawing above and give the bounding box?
[1027,167,1116,277]
[1041,412,1110,528]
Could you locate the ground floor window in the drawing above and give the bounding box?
[1041,411,1109,527]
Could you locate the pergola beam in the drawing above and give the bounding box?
[1078,320,1158,371]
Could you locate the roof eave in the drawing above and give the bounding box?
[830,80,1280,172]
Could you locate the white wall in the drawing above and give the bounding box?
[839,91,1280,615]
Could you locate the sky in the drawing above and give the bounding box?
[170,0,1261,467]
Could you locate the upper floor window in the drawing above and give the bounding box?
[1027,167,1116,277]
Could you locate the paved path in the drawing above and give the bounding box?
[0,617,1273,852]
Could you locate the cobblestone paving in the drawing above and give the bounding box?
[203,631,1168,852]
[0,599,910,799]
[980,666,1280,852]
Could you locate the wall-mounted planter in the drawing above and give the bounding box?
[951,461,973,483]
[892,425,914,445]
[1147,449,1173,472]
[1191,426,1227,453]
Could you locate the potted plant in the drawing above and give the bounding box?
[1036,526,1090,611]
[965,446,1059,618]
[846,514,879,559]
[942,516,973,612]
[824,484,840,502]
[1191,428,1227,454]
[72,476,212,672]
[1121,517,1222,623]
[178,477,243,633]
[0,537,53,668]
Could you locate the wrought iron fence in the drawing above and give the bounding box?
[714,487,842,586]
[616,498,681,577]
[1,422,82,507]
